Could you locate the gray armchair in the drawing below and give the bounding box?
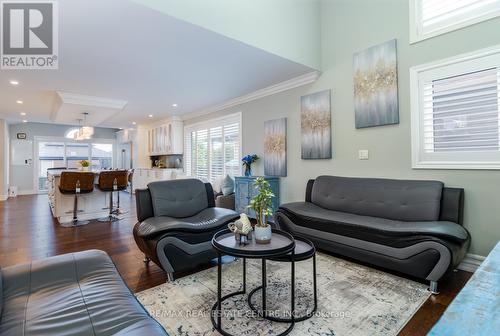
[133,179,240,280]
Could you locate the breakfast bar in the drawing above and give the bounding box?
[47,170,127,224]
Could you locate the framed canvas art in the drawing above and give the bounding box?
[264,118,287,176]
[301,90,332,159]
[353,39,399,128]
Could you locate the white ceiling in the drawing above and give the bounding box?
[0,0,313,128]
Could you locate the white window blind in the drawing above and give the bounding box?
[184,113,241,182]
[423,68,500,153]
[411,46,500,169]
[410,0,500,42]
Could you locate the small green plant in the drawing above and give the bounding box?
[248,177,274,227]
[79,160,90,168]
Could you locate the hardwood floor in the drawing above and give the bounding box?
[0,194,472,335]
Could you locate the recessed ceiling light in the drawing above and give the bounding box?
[132,121,136,125]
[16,100,23,104]
[119,127,123,130]
[172,103,178,108]
[22,119,27,123]
[10,80,19,86]
[148,114,153,118]
[20,112,26,116]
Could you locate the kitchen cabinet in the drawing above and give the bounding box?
[148,118,183,155]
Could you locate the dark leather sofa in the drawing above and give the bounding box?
[134,179,240,280]
[275,175,470,293]
[0,250,167,335]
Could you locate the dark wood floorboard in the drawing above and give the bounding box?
[0,194,472,335]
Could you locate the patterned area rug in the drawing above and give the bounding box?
[136,253,430,336]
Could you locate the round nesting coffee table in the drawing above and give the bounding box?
[211,228,296,336]
[247,235,317,322]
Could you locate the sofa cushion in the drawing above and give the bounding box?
[0,250,166,336]
[135,207,240,238]
[148,179,208,218]
[279,202,469,244]
[311,176,444,221]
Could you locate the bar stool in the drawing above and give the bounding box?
[58,172,95,226]
[97,170,129,222]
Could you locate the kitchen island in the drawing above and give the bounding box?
[47,170,123,224]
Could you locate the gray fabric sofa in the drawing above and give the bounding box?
[133,179,240,280]
[275,176,470,293]
[0,250,167,336]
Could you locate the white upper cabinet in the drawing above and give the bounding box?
[148,118,183,155]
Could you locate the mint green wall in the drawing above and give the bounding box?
[133,0,321,69]
[185,0,500,256]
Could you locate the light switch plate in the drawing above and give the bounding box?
[358,149,369,160]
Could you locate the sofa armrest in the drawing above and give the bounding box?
[215,193,235,210]
[440,187,464,225]
[135,188,154,222]
[305,179,315,202]
[205,183,215,208]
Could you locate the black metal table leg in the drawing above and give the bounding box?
[217,252,222,329]
[312,253,317,314]
[262,258,267,317]
[243,257,246,293]
[291,250,295,325]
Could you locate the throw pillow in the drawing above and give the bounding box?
[221,175,235,196]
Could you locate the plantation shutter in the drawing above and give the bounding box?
[418,0,500,36]
[423,68,500,153]
[223,123,240,178]
[184,114,241,181]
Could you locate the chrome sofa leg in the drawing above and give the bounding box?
[428,281,439,294]
[143,255,151,265]
[166,272,175,282]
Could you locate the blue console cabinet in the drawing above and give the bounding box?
[235,176,280,222]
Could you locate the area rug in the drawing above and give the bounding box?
[136,253,430,336]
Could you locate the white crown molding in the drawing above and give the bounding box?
[457,253,485,273]
[182,71,321,121]
[56,91,128,110]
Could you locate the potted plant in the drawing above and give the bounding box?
[79,160,90,171]
[249,177,274,244]
[242,154,259,177]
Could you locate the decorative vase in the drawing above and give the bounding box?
[254,224,272,244]
[82,167,89,171]
[244,165,252,177]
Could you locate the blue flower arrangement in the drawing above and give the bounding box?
[242,154,259,176]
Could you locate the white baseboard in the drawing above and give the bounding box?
[0,194,8,201]
[17,189,36,195]
[457,253,485,273]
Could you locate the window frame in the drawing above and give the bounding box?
[409,0,500,43]
[34,136,116,193]
[184,112,242,181]
[410,44,500,170]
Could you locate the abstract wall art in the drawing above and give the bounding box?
[264,118,287,176]
[301,90,332,159]
[353,39,399,128]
